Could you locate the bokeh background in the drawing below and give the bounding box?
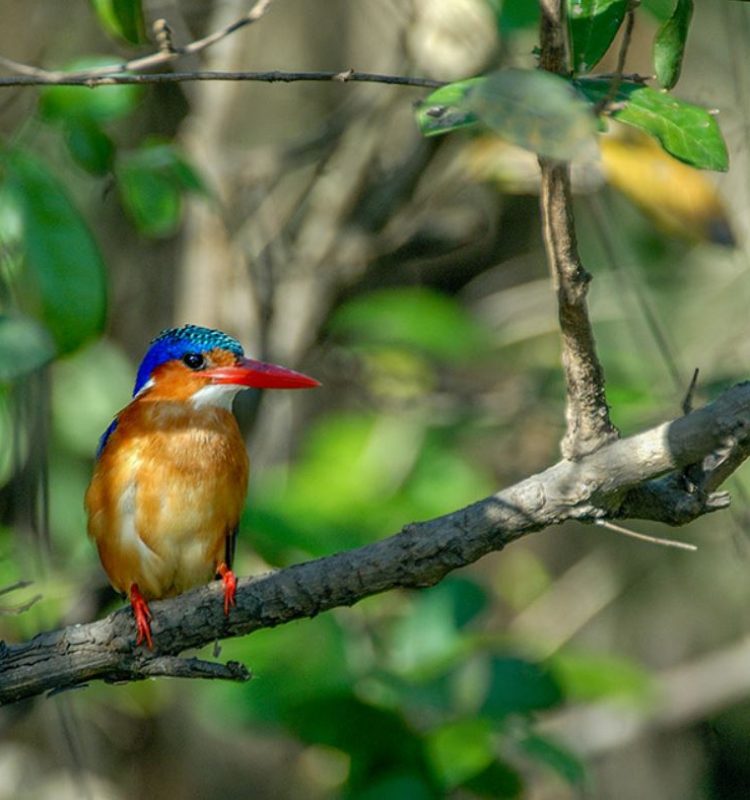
[2,1,750,798]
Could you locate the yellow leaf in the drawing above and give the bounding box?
[600,129,734,246]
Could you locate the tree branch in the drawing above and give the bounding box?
[539,164,620,458]
[2,381,750,705]
[0,0,442,92]
[0,69,444,90]
[0,0,276,82]
[538,0,619,459]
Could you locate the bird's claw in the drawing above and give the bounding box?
[217,563,237,615]
[130,583,154,649]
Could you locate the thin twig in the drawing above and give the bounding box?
[593,71,651,83]
[0,580,33,597]
[682,368,700,416]
[0,593,42,615]
[0,0,276,83]
[595,0,641,113]
[0,69,444,90]
[586,193,685,395]
[595,519,697,551]
[0,0,437,93]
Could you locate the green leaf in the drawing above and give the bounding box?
[203,617,352,732]
[286,694,430,790]
[116,142,208,238]
[0,314,56,380]
[352,774,435,800]
[39,57,143,122]
[485,0,539,34]
[129,141,209,195]
[330,287,491,361]
[462,760,523,798]
[0,184,24,256]
[3,149,107,354]
[388,580,487,677]
[550,651,652,702]
[427,718,494,789]
[416,78,484,137]
[463,69,598,160]
[90,0,147,45]
[578,79,729,171]
[65,119,116,175]
[520,734,585,786]
[568,1,629,73]
[418,70,599,159]
[641,0,677,22]
[117,159,182,237]
[170,155,208,195]
[654,0,694,89]
[482,657,563,717]
[249,413,408,544]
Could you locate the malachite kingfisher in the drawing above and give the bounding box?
[85,325,319,648]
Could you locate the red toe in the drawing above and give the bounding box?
[129,583,154,649]
[217,563,237,615]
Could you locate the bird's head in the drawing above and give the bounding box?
[133,324,319,408]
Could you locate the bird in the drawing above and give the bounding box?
[85,324,319,648]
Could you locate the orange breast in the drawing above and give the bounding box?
[85,398,249,599]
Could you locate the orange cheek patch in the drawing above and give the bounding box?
[146,362,209,401]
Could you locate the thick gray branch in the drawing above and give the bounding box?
[1,382,750,705]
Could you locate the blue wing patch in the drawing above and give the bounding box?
[96,418,118,459]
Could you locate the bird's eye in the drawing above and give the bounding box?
[182,352,206,370]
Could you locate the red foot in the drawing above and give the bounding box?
[217,563,236,615]
[129,583,154,649]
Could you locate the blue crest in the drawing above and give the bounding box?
[133,325,244,396]
[96,325,244,459]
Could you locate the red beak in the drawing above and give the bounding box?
[205,357,320,389]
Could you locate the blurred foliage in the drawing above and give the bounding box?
[330,287,492,362]
[39,59,144,122]
[116,139,208,237]
[2,148,107,354]
[0,1,748,799]
[420,72,727,171]
[600,129,733,245]
[465,69,598,161]
[90,0,147,46]
[0,315,55,380]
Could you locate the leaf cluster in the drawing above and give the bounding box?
[416,0,724,172]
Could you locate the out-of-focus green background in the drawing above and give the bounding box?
[1,1,750,798]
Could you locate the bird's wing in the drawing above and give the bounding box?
[96,418,119,459]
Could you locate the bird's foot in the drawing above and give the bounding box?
[217,563,236,615]
[129,583,154,649]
